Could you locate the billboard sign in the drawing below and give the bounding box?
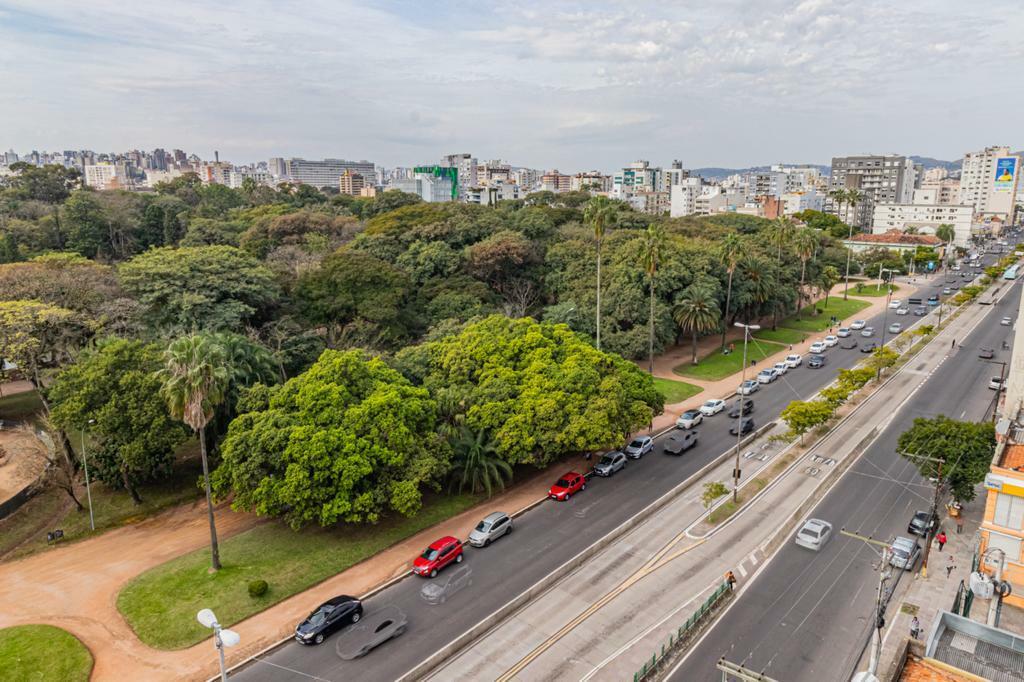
[994,156,1017,192]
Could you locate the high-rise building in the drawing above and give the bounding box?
[441,153,477,200]
[612,160,661,199]
[476,160,512,186]
[268,157,287,179]
[84,162,131,190]
[917,178,960,205]
[571,171,611,193]
[541,170,573,193]
[280,158,376,189]
[827,154,917,228]
[339,170,366,196]
[959,146,1020,222]
[393,167,455,203]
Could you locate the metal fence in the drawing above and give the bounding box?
[632,580,731,682]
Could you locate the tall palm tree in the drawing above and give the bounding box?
[583,196,618,351]
[845,188,863,228]
[641,225,667,374]
[741,257,775,321]
[935,223,955,266]
[793,227,817,317]
[718,233,745,350]
[841,189,863,299]
[828,188,847,227]
[767,217,795,329]
[157,334,229,571]
[674,284,721,365]
[449,426,513,497]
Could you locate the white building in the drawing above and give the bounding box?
[916,179,960,205]
[441,153,477,200]
[959,146,1020,222]
[871,203,973,246]
[280,158,376,189]
[84,163,128,190]
[670,178,704,217]
[612,160,661,199]
[781,188,823,215]
[392,172,453,203]
[228,169,272,189]
[465,181,521,206]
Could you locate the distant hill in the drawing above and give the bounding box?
[690,164,830,180]
[909,156,959,171]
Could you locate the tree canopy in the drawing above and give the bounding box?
[898,416,995,503]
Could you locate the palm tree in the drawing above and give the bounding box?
[936,223,955,266]
[741,257,775,321]
[157,334,229,571]
[767,217,795,329]
[818,265,842,307]
[449,426,512,497]
[828,188,847,227]
[793,227,817,317]
[583,196,618,351]
[674,284,721,365]
[845,189,863,228]
[641,225,667,374]
[718,233,745,350]
[840,188,863,300]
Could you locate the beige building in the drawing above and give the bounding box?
[339,170,366,196]
[916,178,960,205]
[959,146,1020,222]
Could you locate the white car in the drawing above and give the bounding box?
[795,518,833,551]
[756,368,777,384]
[895,307,909,316]
[784,353,802,368]
[699,398,726,416]
[772,362,789,376]
[836,328,851,338]
[860,327,874,337]
[676,409,704,429]
[990,376,1006,391]
[1001,316,1013,326]
[850,320,867,330]
[823,335,839,348]
[888,299,902,309]
[809,341,826,354]
[736,380,760,396]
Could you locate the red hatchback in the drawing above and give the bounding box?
[548,471,586,501]
[413,536,464,578]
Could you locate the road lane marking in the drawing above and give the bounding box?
[737,563,748,578]
[749,552,759,567]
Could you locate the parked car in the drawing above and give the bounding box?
[794,519,832,551]
[927,295,940,306]
[700,398,726,416]
[861,341,878,353]
[624,435,654,459]
[736,379,760,395]
[836,327,851,337]
[850,320,867,330]
[548,471,586,500]
[664,430,698,455]
[772,362,789,376]
[594,451,628,477]
[728,399,755,418]
[1001,316,1013,326]
[979,348,995,359]
[420,565,472,605]
[942,287,952,295]
[840,338,858,350]
[913,306,927,316]
[807,354,827,368]
[295,596,363,645]
[809,341,826,354]
[336,605,408,660]
[676,409,703,429]
[889,536,921,571]
[756,368,778,384]
[895,307,909,316]
[824,335,839,347]
[908,297,923,306]
[860,327,875,337]
[413,536,464,578]
[784,353,803,368]
[888,299,902,309]
[468,511,513,547]
[888,322,902,334]
[729,417,755,436]
[907,511,936,537]
[989,376,1006,391]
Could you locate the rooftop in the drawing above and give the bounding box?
[898,654,975,682]
[848,230,944,246]
[1000,443,1024,470]
[925,611,1024,682]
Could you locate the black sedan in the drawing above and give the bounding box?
[295,595,363,645]
[729,417,755,436]
[861,341,879,353]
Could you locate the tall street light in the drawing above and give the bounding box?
[81,418,96,532]
[198,609,241,681]
[732,322,760,502]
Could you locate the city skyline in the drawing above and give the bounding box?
[2,1,1022,169]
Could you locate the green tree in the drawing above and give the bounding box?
[62,190,110,259]
[827,189,847,230]
[793,227,817,316]
[157,334,229,570]
[2,162,81,203]
[0,254,121,315]
[583,196,618,350]
[673,284,721,365]
[719,233,745,349]
[780,399,834,443]
[817,264,841,306]
[897,416,995,503]
[0,300,86,394]
[641,224,667,374]
[867,345,899,378]
[118,245,279,332]
[701,481,729,509]
[449,426,513,497]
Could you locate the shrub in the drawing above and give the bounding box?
[247,580,269,598]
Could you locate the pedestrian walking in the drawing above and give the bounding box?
[946,555,956,579]
[937,531,947,552]
[910,616,921,640]
[951,339,956,349]
[956,514,965,535]
[726,571,737,591]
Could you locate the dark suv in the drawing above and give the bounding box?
[730,417,755,436]
[907,511,936,537]
[664,430,698,455]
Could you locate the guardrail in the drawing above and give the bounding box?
[632,580,732,682]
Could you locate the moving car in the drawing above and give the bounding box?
[784,354,803,368]
[913,306,927,316]
[927,295,940,306]
[888,299,902,309]
[594,451,628,477]
[836,327,851,337]
[979,348,995,359]
[1001,316,1013,326]
[700,398,726,416]
[809,341,826,354]
[468,511,512,547]
[895,307,909,316]
[942,287,952,295]
[420,565,472,605]
[413,536,464,578]
[664,430,698,455]
[295,596,363,645]
[772,361,789,376]
[860,327,875,337]
[989,376,1006,391]
[807,354,827,368]
[548,471,586,500]
[824,335,839,347]
[850,320,867,330]
[730,417,755,436]
[908,297,923,305]
[336,605,408,660]
[728,399,755,418]
[794,519,832,551]
[888,322,902,334]
[889,536,921,571]
[907,511,936,537]
[756,368,778,384]
[624,435,654,459]
[676,409,704,429]
[840,338,858,350]
[861,341,878,353]
[736,380,760,395]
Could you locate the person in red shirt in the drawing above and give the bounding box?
[937,530,947,552]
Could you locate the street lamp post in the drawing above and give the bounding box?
[732,322,760,502]
[982,359,1008,424]
[197,609,241,681]
[82,418,96,532]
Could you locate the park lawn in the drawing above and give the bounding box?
[780,298,871,333]
[673,340,784,382]
[652,377,703,404]
[0,624,93,682]
[0,389,44,420]
[118,492,483,650]
[753,328,806,345]
[848,283,900,297]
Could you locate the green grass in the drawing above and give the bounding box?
[673,340,785,381]
[0,389,43,420]
[118,492,483,650]
[652,377,703,404]
[848,283,900,297]
[753,328,807,345]
[0,488,66,558]
[779,298,871,332]
[0,625,93,682]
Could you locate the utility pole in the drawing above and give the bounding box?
[981,359,1008,424]
[984,548,1007,627]
[732,322,760,502]
[913,455,945,579]
[840,529,892,680]
[716,658,780,682]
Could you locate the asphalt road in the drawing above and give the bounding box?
[668,267,1020,681]
[236,250,1012,682]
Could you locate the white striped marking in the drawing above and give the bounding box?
[737,562,749,578]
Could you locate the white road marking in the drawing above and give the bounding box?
[749,552,759,567]
[737,562,748,578]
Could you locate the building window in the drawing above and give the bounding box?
[994,493,1024,530]
[986,531,1023,562]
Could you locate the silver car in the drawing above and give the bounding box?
[794,518,832,551]
[889,536,921,571]
[468,511,512,548]
[420,564,472,604]
[624,436,654,459]
[593,451,627,477]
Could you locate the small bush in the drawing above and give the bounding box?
[247,580,268,598]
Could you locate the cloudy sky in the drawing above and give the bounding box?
[1,0,1021,170]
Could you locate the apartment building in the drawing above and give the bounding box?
[338,170,366,196]
[440,153,478,199]
[959,146,1020,222]
[541,170,573,193]
[279,158,376,189]
[828,155,918,228]
[393,166,456,202]
[917,178,961,205]
[871,203,973,246]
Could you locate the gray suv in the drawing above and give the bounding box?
[468,511,512,548]
[594,451,627,477]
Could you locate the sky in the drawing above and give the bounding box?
[1,0,1022,171]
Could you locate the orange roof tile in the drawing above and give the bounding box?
[851,230,944,246]
[899,655,975,682]
[1000,443,1024,470]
